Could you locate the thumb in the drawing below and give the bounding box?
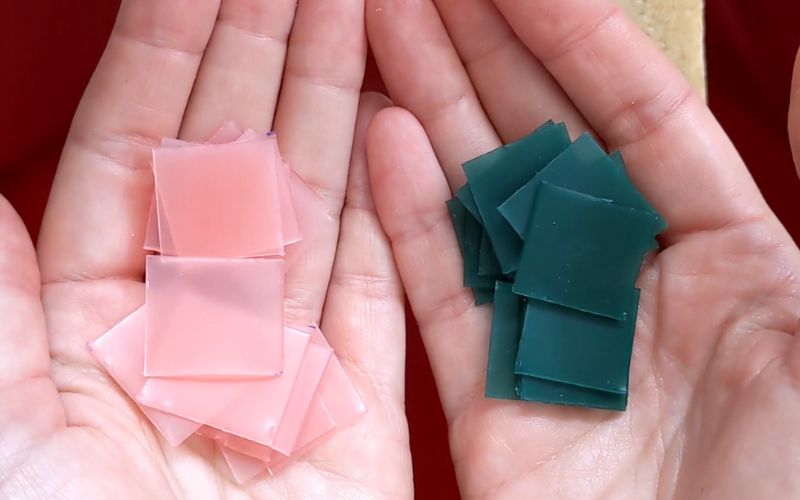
[0,196,63,472]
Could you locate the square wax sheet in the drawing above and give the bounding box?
[485,282,525,400]
[516,375,628,411]
[271,329,333,455]
[498,133,665,239]
[281,166,334,269]
[515,289,640,395]
[237,130,302,247]
[220,394,337,484]
[512,183,657,320]
[153,135,284,258]
[462,121,571,273]
[89,306,201,446]
[144,256,284,378]
[144,122,245,252]
[138,327,310,447]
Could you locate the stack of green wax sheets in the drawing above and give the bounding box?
[446,121,667,411]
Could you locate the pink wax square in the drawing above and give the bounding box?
[197,426,274,462]
[236,130,301,246]
[153,136,284,258]
[138,327,310,447]
[88,306,201,446]
[144,122,246,253]
[283,168,334,269]
[144,256,284,378]
[207,120,244,144]
[271,329,332,455]
[219,446,269,484]
[268,355,366,474]
[219,395,336,484]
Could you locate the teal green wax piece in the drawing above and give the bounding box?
[485,282,525,400]
[478,229,503,276]
[446,198,468,259]
[473,287,495,305]
[512,183,658,320]
[498,134,666,239]
[611,148,661,252]
[516,376,628,411]
[515,289,640,394]
[456,184,484,225]
[608,149,626,175]
[463,122,572,274]
[464,210,501,288]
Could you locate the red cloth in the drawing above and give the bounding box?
[0,1,798,499]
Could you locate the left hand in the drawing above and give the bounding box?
[0,0,412,498]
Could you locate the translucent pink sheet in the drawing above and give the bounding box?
[88,306,201,446]
[144,256,284,378]
[154,138,285,258]
[91,122,363,484]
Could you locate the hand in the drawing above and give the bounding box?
[1,0,412,498]
[366,0,800,498]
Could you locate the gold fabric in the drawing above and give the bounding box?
[617,0,707,99]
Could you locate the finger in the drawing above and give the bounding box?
[0,198,49,388]
[367,107,490,418]
[788,47,800,181]
[323,93,402,398]
[275,0,367,322]
[366,0,499,188]
[431,0,589,142]
[0,199,66,490]
[38,0,220,283]
[492,0,771,241]
[319,94,411,490]
[179,0,298,140]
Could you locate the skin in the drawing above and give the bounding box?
[1,0,800,498]
[364,0,800,498]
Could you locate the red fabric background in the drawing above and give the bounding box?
[1,1,798,498]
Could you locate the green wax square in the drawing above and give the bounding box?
[498,134,666,239]
[478,229,503,276]
[485,282,525,400]
[464,210,502,288]
[456,184,484,225]
[463,122,572,274]
[473,287,496,305]
[516,376,628,411]
[515,289,640,394]
[512,183,658,320]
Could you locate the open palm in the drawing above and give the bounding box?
[366,0,800,498]
[0,0,412,498]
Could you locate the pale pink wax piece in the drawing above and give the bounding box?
[197,426,274,462]
[267,356,366,474]
[283,168,334,270]
[144,122,246,253]
[234,130,301,247]
[271,332,333,455]
[207,120,245,144]
[153,137,284,258]
[88,306,201,446]
[220,446,270,484]
[139,328,310,448]
[220,395,336,484]
[160,138,195,148]
[143,256,284,378]
[240,130,302,246]
[144,195,160,252]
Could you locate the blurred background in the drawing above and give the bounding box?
[1,1,798,498]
